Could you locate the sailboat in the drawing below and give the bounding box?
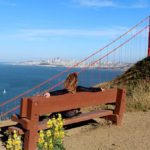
[3,89,6,94]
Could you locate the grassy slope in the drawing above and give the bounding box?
[96,56,150,111]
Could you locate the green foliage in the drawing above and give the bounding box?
[6,130,22,150]
[37,114,65,150]
[108,56,150,112]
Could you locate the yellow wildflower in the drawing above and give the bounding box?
[14,138,21,145]
[46,130,51,137]
[54,131,59,138]
[49,138,53,144]
[39,130,44,138]
[47,119,53,128]
[58,121,63,128]
[44,142,48,149]
[6,138,13,149]
[37,113,65,150]
[7,138,12,145]
[55,126,59,131]
[38,138,44,144]
[58,113,62,119]
[6,131,22,150]
[49,143,53,149]
[52,118,57,125]
[13,133,17,139]
[59,131,65,138]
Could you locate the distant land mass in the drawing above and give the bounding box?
[11,57,133,70]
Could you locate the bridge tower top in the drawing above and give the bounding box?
[148,16,150,57]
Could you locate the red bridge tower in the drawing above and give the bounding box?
[148,16,150,57]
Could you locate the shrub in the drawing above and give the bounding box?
[6,114,65,150]
[37,113,65,150]
[6,130,22,150]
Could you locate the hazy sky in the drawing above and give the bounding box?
[0,0,149,61]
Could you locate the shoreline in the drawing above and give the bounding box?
[0,63,127,70]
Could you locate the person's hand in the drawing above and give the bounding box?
[44,92,51,98]
[101,88,105,92]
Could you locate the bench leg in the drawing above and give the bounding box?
[114,89,126,125]
[24,130,38,150]
[116,115,123,125]
[105,114,122,126]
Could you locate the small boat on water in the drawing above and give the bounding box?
[2,89,6,94]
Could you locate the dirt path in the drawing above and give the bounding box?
[64,111,150,150]
[0,111,150,150]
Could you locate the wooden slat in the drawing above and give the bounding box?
[8,126,24,135]
[0,120,17,128]
[29,88,118,116]
[20,98,28,118]
[64,110,113,125]
[12,115,30,129]
[8,110,114,137]
[38,110,113,130]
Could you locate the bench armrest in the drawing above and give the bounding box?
[12,114,30,129]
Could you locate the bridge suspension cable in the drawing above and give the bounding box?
[0,24,148,119]
[0,17,149,119]
[45,25,149,92]
[0,16,149,108]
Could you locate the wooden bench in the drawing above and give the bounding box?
[9,88,126,150]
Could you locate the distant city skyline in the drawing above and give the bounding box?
[0,0,149,61]
[12,57,134,70]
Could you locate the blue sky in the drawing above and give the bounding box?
[0,0,149,61]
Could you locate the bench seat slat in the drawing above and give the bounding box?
[8,126,24,135]
[12,114,30,128]
[64,109,113,125]
[38,109,113,130]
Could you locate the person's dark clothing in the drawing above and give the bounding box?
[50,86,102,96]
[76,86,102,92]
[49,86,102,118]
[50,89,68,96]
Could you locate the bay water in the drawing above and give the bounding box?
[0,63,123,117]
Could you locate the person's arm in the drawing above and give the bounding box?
[77,86,104,92]
[43,92,51,98]
[44,89,69,98]
[50,89,68,96]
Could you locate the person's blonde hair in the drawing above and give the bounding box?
[64,72,78,93]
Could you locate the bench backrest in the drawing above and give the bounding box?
[20,88,125,120]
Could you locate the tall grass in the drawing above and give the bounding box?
[96,57,150,112]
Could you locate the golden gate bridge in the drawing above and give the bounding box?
[0,16,150,120]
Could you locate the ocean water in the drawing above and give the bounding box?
[0,63,123,117]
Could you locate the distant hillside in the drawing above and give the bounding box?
[97,56,150,111]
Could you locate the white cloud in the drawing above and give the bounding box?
[0,26,129,41]
[3,25,148,41]
[0,0,16,6]
[73,0,116,7]
[73,0,149,8]
[130,0,149,8]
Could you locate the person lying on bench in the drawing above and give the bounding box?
[44,72,104,97]
[44,72,104,118]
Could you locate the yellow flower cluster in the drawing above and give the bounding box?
[38,113,65,150]
[6,130,22,150]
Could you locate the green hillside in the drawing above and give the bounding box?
[97,56,150,111]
